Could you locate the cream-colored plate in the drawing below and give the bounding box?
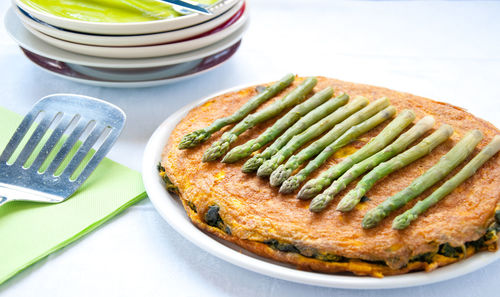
[14,0,239,35]
[20,40,241,88]
[22,9,248,58]
[142,84,500,289]
[14,1,244,47]
[5,7,247,68]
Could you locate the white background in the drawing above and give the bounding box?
[1,0,499,296]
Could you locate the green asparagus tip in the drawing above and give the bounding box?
[221,150,240,163]
[242,157,264,173]
[256,160,277,177]
[362,208,385,229]
[178,130,210,149]
[279,176,300,194]
[270,165,293,187]
[309,194,329,212]
[392,213,417,230]
[335,193,358,212]
[202,140,231,162]
[297,180,322,200]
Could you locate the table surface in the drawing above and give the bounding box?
[1,0,499,296]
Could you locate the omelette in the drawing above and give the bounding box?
[160,76,500,277]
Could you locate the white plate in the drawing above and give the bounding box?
[14,0,238,35]
[142,83,500,289]
[20,40,241,87]
[5,7,248,68]
[15,1,244,47]
[21,8,248,58]
[67,60,202,82]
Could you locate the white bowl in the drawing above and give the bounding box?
[21,8,248,58]
[14,0,239,35]
[5,6,247,68]
[15,1,244,47]
[142,84,500,289]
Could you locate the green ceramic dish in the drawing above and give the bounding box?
[20,0,219,23]
[15,0,238,35]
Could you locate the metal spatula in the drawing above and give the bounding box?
[0,94,126,207]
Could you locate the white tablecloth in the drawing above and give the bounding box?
[1,1,499,296]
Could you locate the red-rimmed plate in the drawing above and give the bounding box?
[15,1,245,47]
[5,6,246,69]
[20,5,248,58]
[21,40,241,87]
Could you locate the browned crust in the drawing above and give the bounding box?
[177,192,491,277]
[162,76,500,276]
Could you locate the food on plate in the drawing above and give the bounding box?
[179,73,295,149]
[393,135,500,230]
[202,77,317,161]
[222,87,334,163]
[241,93,349,173]
[257,96,367,177]
[362,130,483,229]
[160,75,500,277]
[269,99,392,187]
[279,106,396,193]
[327,123,453,213]
[20,0,220,23]
[298,110,420,199]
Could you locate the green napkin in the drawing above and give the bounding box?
[0,106,147,285]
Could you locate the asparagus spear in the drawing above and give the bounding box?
[362,129,483,229]
[269,98,391,186]
[256,96,369,177]
[222,87,334,163]
[242,93,349,173]
[329,121,449,212]
[393,135,500,230]
[297,109,416,198]
[179,73,295,149]
[202,77,317,162]
[279,106,396,194]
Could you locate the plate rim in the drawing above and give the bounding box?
[21,41,241,88]
[4,6,248,68]
[14,1,245,47]
[20,8,248,59]
[141,81,500,289]
[14,0,239,35]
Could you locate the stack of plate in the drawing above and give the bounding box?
[5,0,248,87]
